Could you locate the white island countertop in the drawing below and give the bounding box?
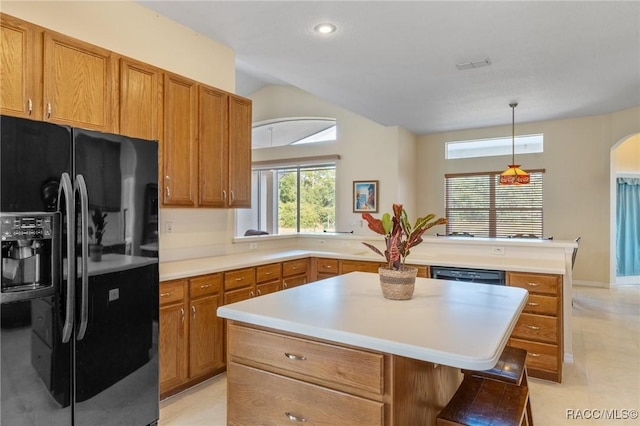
[217,272,528,371]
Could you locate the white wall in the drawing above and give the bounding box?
[418,107,640,286]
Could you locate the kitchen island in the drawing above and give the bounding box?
[218,272,528,425]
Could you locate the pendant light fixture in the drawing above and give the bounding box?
[499,102,530,185]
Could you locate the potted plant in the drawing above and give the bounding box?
[362,204,446,300]
[88,209,108,262]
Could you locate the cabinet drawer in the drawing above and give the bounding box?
[224,287,254,305]
[228,362,384,426]
[524,294,558,316]
[159,280,186,306]
[512,313,558,344]
[256,263,281,284]
[228,324,384,395]
[189,274,222,298]
[317,258,339,275]
[509,339,559,373]
[257,281,280,296]
[224,268,255,291]
[282,274,307,289]
[282,259,308,277]
[341,260,380,274]
[508,272,560,295]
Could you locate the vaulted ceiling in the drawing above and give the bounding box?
[139,1,640,135]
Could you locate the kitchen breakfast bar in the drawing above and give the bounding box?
[217,272,528,425]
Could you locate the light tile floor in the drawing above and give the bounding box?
[159,285,640,425]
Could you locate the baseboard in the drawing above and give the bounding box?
[613,276,640,286]
[573,279,608,288]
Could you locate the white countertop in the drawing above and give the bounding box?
[217,272,528,371]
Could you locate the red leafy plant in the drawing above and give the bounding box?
[361,204,447,270]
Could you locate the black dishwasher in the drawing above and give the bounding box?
[430,266,506,285]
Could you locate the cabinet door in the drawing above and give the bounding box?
[198,85,228,207]
[227,94,252,207]
[43,31,113,131]
[163,73,197,206]
[0,14,41,118]
[159,303,188,395]
[119,57,161,140]
[189,294,224,378]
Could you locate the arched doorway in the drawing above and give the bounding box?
[610,133,640,285]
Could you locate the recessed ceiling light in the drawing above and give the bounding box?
[313,23,337,34]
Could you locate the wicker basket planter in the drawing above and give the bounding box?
[378,266,418,300]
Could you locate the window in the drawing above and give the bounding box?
[446,134,543,159]
[236,163,336,235]
[444,170,544,237]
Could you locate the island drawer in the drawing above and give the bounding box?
[282,259,308,277]
[523,294,558,316]
[256,263,281,283]
[159,279,186,306]
[282,274,308,289]
[224,268,256,291]
[507,272,560,295]
[511,313,558,343]
[508,338,559,373]
[189,273,222,298]
[228,324,384,395]
[227,362,384,426]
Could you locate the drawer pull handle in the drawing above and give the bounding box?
[283,283,288,289]
[265,272,272,275]
[160,292,172,297]
[527,302,540,306]
[526,282,540,287]
[285,412,307,422]
[235,277,244,281]
[257,289,262,296]
[324,265,332,269]
[528,352,541,357]
[525,324,541,330]
[284,352,307,361]
[292,266,298,270]
[200,283,212,289]
[180,308,185,322]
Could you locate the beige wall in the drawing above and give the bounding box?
[613,134,640,173]
[250,86,404,233]
[1,0,238,261]
[418,107,640,285]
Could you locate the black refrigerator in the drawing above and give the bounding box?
[0,115,159,426]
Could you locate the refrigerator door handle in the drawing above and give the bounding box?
[58,173,75,344]
[75,174,89,341]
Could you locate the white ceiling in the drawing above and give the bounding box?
[138,1,640,135]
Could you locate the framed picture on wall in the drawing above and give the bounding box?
[353,180,378,213]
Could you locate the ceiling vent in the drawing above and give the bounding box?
[456,58,491,71]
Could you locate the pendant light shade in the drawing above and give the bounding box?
[499,103,530,185]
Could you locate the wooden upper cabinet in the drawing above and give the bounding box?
[198,85,228,207]
[42,31,114,131]
[163,72,198,207]
[119,57,162,141]
[0,14,42,118]
[228,94,252,208]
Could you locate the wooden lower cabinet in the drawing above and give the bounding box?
[315,257,340,280]
[226,322,461,426]
[507,271,563,382]
[159,274,224,399]
[282,259,309,289]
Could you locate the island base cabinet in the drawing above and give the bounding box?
[226,321,462,426]
[227,362,384,426]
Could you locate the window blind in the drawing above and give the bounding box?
[444,170,544,238]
